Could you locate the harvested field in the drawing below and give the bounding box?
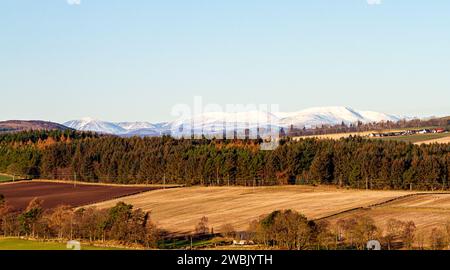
[294,131,450,144]
[416,135,450,145]
[379,133,450,144]
[325,193,450,242]
[91,186,412,234]
[0,181,158,210]
[293,131,375,140]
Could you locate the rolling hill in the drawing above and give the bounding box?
[0,120,72,133]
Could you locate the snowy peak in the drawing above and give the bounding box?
[63,119,167,136]
[63,107,404,136]
[358,110,401,123]
[116,122,155,131]
[279,106,400,128]
[168,110,281,137]
[170,111,279,129]
[63,118,127,134]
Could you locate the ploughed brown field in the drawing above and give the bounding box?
[0,181,156,210]
[91,186,413,234]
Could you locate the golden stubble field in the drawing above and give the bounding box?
[294,131,450,144]
[326,193,450,237]
[91,186,413,234]
[417,136,450,145]
[293,131,375,140]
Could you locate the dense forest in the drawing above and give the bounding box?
[1,130,450,190]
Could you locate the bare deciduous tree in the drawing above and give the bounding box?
[220,223,236,239]
[195,216,210,235]
[401,221,416,250]
[430,228,446,250]
[48,205,73,239]
[384,219,405,250]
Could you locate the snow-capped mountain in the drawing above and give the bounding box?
[278,107,400,128]
[64,118,127,134]
[168,111,281,138]
[63,107,404,137]
[120,122,171,137]
[63,118,168,136]
[116,122,155,131]
[170,111,278,130]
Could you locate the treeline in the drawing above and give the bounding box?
[1,131,450,190]
[0,130,100,144]
[0,130,101,178]
[238,210,449,250]
[196,209,449,250]
[0,195,160,248]
[287,117,450,137]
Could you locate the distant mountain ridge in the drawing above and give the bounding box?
[63,117,127,135]
[0,120,72,133]
[63,118,170,136]
[63,106,404,137]
[277,107,401,128]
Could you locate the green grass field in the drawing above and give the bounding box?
[0,238,125,250]
[0,237,221,250]
[160,236,227,249]
[0,174,13,183]
[374,133,450,143]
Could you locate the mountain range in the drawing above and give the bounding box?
[63,107,404,137]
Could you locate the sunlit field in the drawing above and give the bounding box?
[0,238,124,250]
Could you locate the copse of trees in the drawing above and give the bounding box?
[251,210,315,250]
[241,210,450,250]
[0,130,100,144]
[246,211,371,250]
[0,130,101,178]
[0,197,160,248]
[245,210,380,250]
[1,131,450,190]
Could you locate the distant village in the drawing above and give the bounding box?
[368,128,447,138]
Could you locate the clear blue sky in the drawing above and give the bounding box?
[1,0,449,123]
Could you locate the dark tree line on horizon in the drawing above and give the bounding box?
[287,117,450,137]
[1,131,450,191]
